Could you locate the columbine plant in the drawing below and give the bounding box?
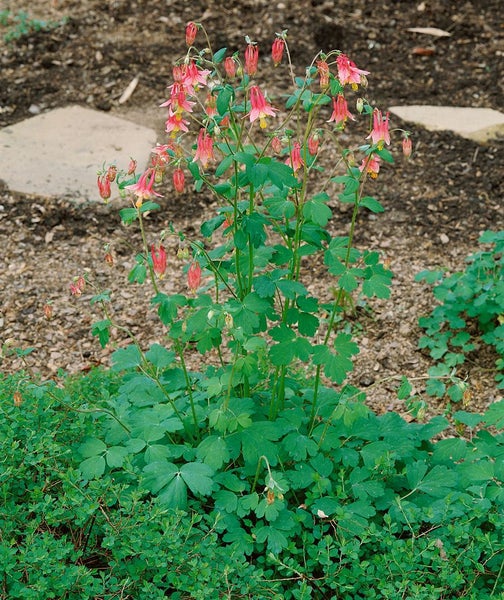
[83,25,411,552]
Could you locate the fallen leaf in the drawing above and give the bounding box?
[412,47,436,56]
[407,27,452,37]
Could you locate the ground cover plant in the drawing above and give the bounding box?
[1,20,504,600]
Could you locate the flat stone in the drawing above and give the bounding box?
[389,105,504,143]
[0,106,157,202]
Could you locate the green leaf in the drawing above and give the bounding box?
[143,460,179,494]
[406,460,428,489]
[216,85,234,116]
[253,275,277,298]
[276,279,307,300]
[360,196,384,213]
[416,464,457,497]
[187,159,201,180]
[89,290,111,305]
[91,319,111,348]
[213,47,227,63]
[106,445,128,468]
[375,146,394,163]
[201,214,226,237]
[158,475,187,509]
[140,201,160,213]
[397,376,413,400]
[180,462,215,496]
[79,437,107,458]
[111,344,143,371]
[151,293,187,325]
[128,261,147,284]
[483,400,504,429]
[145,343,176,370]
[119,207,138,224]
[79,455,106,479]
[254,526,288,554]
[303,195,332,227]
[197,435,230,469]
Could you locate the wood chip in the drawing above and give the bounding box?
[118,75,140,104]
[407,27,452,37]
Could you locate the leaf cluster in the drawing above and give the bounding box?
[417,230,504,399]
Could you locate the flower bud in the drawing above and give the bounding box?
[151,244,167,278]
[271,38,285,66]
[185,22,198,46]
[244,43,258,76]
[173,167,185,193]
[356,98,364,114]
[308,134,319,155]
[224,56,236,78]
[402,136,413,159]
[43,303,53,320]
[187,262,202,291]
[97,173,111,201]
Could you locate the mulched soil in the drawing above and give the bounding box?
[1,0,503,419]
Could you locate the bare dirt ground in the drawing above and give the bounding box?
[1,0,503,418]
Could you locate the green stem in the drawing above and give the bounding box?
[137,208,159,295]
[175,341,200,441]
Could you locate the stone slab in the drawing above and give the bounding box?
[389,105,504,143]
[0,105,157,202]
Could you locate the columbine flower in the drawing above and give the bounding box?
[367,109,390,148]
[248,85,276,128]
[165,110,190,136]
[336,54,369,89]
[151,244,167,277]
[271,38,285,66]
[151,144,172,167]
[359,154,381,178]
[97,173,111,200]
[224,56,237,78]
[182,60,211,93]
[160,83,196,113]
[328,94,354,127]
[193,129,214,168]
[245,43,259,76]
[205,92,217,117]
[173,167,185,193]
[70,275,86,297]
[187,262,202,291]
[316,59,330,90]
[185,21,198,46]
[402,135,413,158]
[125,168,162,206]
[286,141,304,173]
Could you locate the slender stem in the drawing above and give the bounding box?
[175,341,200,441]
[137,208,159,295]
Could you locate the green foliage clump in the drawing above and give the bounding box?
[0,9,67,42]
[2,372,504,598]
[0,372,271,599]
[417,230,504,400]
